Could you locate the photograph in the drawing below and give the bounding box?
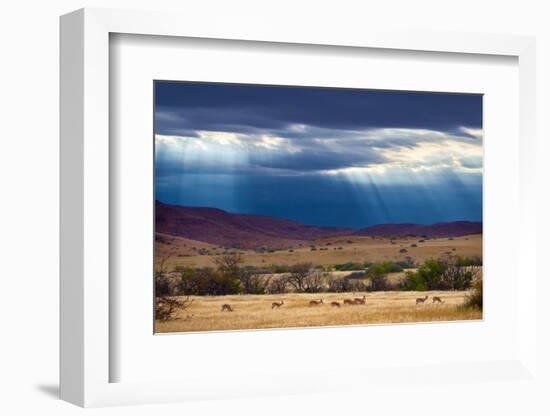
[153,81,483,333]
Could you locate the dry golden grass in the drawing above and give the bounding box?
[158,234,482,269]
[155,291,481,333]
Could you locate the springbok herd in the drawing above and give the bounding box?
[219,294,444,312]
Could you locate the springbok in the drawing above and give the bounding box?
[343,298,355,305]
[309,299,324,306]
[432,296,444,304]
[271,300,284,309]
[221,304,234,312]
[331,301,341,308]
[416,295,429,305]
[354,295,366,305]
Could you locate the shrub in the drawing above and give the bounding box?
[334,262,365,271]
[410,243,417,248]
[267,276,289,294]
[457,256,482,266]
[395,256,415,268]
[286,263,313,292]
[155,254,175,296]
[400,270,427,291]
[285,269,328,293]
[328,277,368,293]
[344,271,367,279]
[399,248,408,253]
[271,264,291,273]
[400,255,480,291]
[368,274,389,291]
[439,255,480,290]
[366,261,403,274]
[155,272,173,296]
[366,263,390,291]
[463,279,483,309]
[155,296,193,321]
[213,253,244,294]
[401,258,445,291]
[237,266,272,294]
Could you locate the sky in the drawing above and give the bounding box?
[154,81,482,228]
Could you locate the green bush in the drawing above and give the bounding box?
[366,261,403,274]
[400,255,481,291]
[401,270,428,291]
[334,262,366,271]
[366,263,394,291]
[271,264,291,273]
[394,256,416,268]
[401,258,445,291]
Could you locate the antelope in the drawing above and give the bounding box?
[184,314,194,321]
[271,300,284,309]
[343,298,355,306]
[354,295,366,305]
[432,296,444,304]
[309,299,324,306]
[331,301,341,308]
[416,295,429,305]
[221,304,234,312]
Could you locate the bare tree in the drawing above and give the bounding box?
[302,269,327,293]
[215,252,244,274]
[440,255,481,290]
[155,252,175,296]
[286,263,312,292]
[267,275,289,294]
[327,276,368,293]
[154,251,195,320]
[238,266,272,294]
[155,295,194,321]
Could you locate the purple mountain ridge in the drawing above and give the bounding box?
[354,221,482,238]
[155,201,354,249]
[155,201,481,249]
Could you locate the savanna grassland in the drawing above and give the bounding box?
[155,291,481,333]
[156,233,482,269]
[155,232,483,333]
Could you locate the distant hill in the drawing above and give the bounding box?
[354,221,482,238]
[155,201,354,249]
[155,201,482,249]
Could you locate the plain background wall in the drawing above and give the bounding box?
[0,0,548,414]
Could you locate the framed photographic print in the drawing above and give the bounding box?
[153,81,484,334]
[60,7,540,409]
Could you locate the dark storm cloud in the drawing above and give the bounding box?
[155,138,388,176]
[153,82,483,227]
[155,82,482,136]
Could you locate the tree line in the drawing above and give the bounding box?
[155,253,482,297]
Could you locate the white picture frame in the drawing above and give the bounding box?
[60,7,539,408]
